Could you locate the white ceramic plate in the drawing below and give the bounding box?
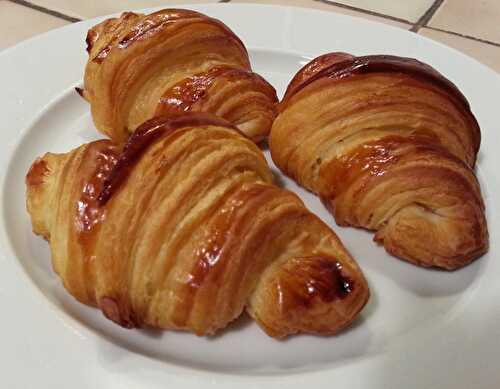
[1,4,499,388]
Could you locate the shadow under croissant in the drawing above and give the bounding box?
[78,285,378,373]
[138,297,377,342]
[137,312,256,340]
[92,311,376,374]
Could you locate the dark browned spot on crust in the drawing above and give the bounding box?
[85,29,98,53]
[300,258,354,303]
[76,145,119,238]
[278,256,355,311]
[94,46,112,63]
[75,87,84,98]
[26,158,49,186]
[99,296,136,329]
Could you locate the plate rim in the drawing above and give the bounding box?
[1,3,499,388]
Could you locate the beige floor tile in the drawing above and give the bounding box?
[0,1,68,51]
[231,0,411,29]
[28,0,220,19]
[429,0,500,44]
[320,0,434,22]
[419,28,500,74]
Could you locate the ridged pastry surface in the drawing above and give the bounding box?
[81,9,278,143]
[270,53,488,270]
[26,113,369,338]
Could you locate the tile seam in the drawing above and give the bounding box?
[410,0,444,32]
[7,0,81,22]
[424,26,500,48]
[312,0,413,24]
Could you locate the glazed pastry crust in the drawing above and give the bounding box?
[81,9,278,143]
[26,114,369,338]
[270,53,488,270]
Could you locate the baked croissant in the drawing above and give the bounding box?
[80,9,278,143]
[270,53,488,270]
[26,113,369,338]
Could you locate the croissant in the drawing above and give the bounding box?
[80,9,278,143]
[270,53,488,270]
[26,113,369,338]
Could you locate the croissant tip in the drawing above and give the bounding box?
[99,296,137,329]
[26,157,49,187]
[85,30,96,53]
[75,87,84,98]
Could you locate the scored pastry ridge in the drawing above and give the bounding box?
[80,9,278,143]
[26,113,369,338]
[270,52,488,270]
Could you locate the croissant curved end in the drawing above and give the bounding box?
[249,255,369,338]
[26,155,56,240]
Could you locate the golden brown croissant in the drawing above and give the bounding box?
[270,53,488,270]
[26,113,369,338]
[80,9,277,143]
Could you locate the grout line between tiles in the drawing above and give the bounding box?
[424,26,500,48]
[8,0,499,49]
[410,0,444,32]
[7,0,82,22]
[312,0,412,25]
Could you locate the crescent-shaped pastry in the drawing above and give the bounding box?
[80,9,278,143]
[270,53,488,270]
[26,113,369,338]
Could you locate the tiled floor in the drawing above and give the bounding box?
[1,0,499,73]
[25,0,220,19]
[230,0,411,28]
[429,0,500,44]
[320,0,435,22]
[0,0,68,50]
[420,27,500,72]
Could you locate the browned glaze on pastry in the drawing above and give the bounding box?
[284,55,474,114]
[281,54,480,153]
[26,158,50,186]
[26,114,369,338]
[277,257,354,309]
[74,144,119,266]
[77,144,119,231]
[155,66,277,117]
[87,12,140,61]
[118,9,246,51]
[98,113,239,205]
[93,9,246,63]
[187,185,268,291]
[85,29,97,53]
[270,52,488,270]
[283,52,356,102]
[319,134,448,200]
[82,9,277,143]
